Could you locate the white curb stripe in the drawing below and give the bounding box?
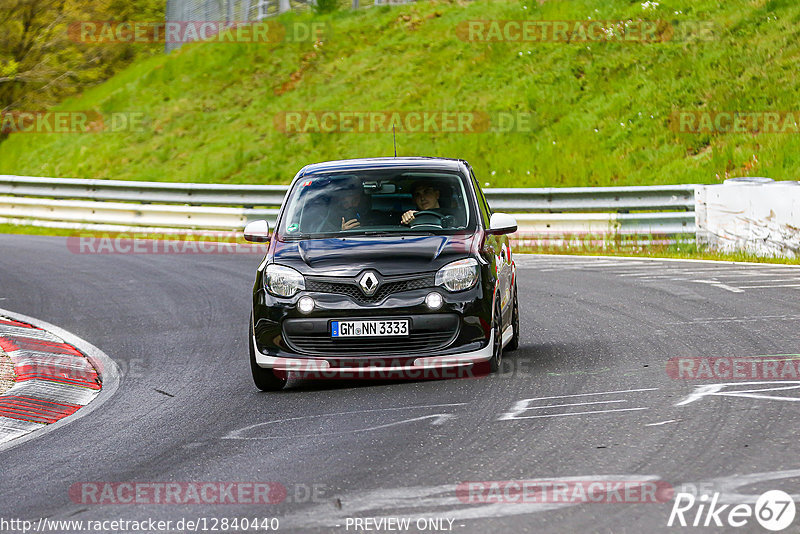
[3,379,100,406]
[0,416,43,444]
[0,325,64,342]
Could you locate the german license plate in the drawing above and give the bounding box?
[331,320,409,338]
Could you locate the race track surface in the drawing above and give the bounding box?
[1,234,799,533]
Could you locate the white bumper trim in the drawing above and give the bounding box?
[253,330,494,374]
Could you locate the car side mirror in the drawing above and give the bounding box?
[244,220,271,243]
[487,213,517,235]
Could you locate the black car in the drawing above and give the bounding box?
[244,157,519,391]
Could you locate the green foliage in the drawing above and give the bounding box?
[312,0,340,15]
[0,0,164,112]
[1,0,800,188]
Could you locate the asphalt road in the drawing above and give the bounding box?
[2,234,800,533]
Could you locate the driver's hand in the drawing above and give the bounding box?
[401,210,417,225]
[341,217,361,230]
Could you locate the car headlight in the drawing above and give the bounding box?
[264,264,305,297]
[435,258,479,292]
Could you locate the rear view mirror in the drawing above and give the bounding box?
[363,181,396,194]
[244,220,271,243]
[487,213,517,235]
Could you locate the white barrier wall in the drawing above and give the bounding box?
[696,178,800,258]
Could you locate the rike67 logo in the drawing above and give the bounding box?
[668,490,796,531]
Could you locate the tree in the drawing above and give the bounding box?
[0,0,163,112]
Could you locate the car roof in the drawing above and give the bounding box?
[297,157,469,176]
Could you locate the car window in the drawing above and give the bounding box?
[470,168,491,227]
[278,169,475,239]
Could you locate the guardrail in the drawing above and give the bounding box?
[0,175,699,239]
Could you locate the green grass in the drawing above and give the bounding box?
[2,0,800,188]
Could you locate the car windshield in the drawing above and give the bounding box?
[278,169,474,239]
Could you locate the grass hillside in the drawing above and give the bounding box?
[1,0,800,187]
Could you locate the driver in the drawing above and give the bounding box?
[401,181,442,225]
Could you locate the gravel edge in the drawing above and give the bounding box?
[0,346,14,394]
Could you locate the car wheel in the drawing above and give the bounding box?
[249,313,287,392]
[506,283,520,352]
[489,297,503,373]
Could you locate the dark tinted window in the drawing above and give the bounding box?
[278,169,475,239]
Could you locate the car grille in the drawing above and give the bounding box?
[305,274,434,303]
[282,314,459,357]
[284,330,456,356]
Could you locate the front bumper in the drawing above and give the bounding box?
[251,277,494,377]
[251,324,494,378]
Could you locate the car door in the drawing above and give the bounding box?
[470,169,513,327]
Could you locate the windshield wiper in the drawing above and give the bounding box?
[359,231,399,236]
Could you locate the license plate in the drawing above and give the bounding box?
[331,320,409,338]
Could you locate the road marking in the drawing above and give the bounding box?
[675,382,800,406]
[519,256,800,294]
[520,400,627,410]
[277,475,666,528]
[510,387,658,402]
[501,407,648,420]
[736,283,800,289]
[665,315,800,325]
[644,419,679,427]
[499,388,656,421]
[688,280,744,293]
[689,272,800,279]
[689,469,800,504]
[223,403,467,440]
[225,414,458,439]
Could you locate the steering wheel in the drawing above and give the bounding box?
[410,210,444,228]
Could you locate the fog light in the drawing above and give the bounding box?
[297,296,315,314]
[425,292,443,310]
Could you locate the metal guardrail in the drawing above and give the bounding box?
[0,175,699,237]
[0,176,289,207]
[486,185,696,213]
[0,175,697,210]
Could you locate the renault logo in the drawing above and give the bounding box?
[358,271,379,296]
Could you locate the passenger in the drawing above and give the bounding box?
[315,176,367,232]
[339,183,364,230]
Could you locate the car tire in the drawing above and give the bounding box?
[506,282,520,352]
[489,297,503,373]
[249,313,287,392]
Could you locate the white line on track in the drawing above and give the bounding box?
[502,407,648,420]
[513,388,658,402]
[736,283,800,289]
[688,280,745,293]
[664,315,800,325]
[644,420,679,427]
[517,399,627,410]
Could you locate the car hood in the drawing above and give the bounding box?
[272,234,475,277]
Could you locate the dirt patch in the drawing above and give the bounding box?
[274,40,323,96]
[0,346,14,394]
